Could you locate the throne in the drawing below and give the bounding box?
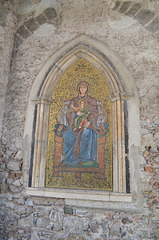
[53,99,109,179]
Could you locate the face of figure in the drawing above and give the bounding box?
[79,85,87,95]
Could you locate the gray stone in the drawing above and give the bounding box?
[63,216,89,234]
[156,31,159,42]
[7,160,20,171]
[26,207,33,216]
[44,8,57,20]
[46,222,54,230]
[135,9,155,25]
[89,222,100,233]
[24,18,38,33]
[25,199,33,206]
[110,221,121,237]
[14,205,26,215]
[9,185,20,193]
[75,209,88,216]
[14,34,23,49]
[0,171,8,181]
[146,18,159,33]
[64,205,73,215]
[18,214,33,228]
[3,200,15,209]
[112,1,121,11]
[126,3,141,17]
[15,150,22,160]
[0,183,8,193]
[154,156,159,163]
[36,217,48,228]
[12,179,21,187]
[118,1,132,14]
[35,14,47,25]
[17,25,30,39]
[30,231,40,240]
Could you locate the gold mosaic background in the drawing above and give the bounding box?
[46,58,112,190]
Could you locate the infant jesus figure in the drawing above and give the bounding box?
[71,99,90,130]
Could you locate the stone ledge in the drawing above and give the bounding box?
[26,187,133,203]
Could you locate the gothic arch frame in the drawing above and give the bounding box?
[24,34,140,202]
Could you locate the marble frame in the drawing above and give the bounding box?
[24,34,140,203]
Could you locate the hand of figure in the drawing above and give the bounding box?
[85,122,91,128]
[77,111,84,116]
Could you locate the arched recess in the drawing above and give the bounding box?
[24,34,140,196]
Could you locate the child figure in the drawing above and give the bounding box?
[72,99,90,130]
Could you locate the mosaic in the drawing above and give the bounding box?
[46,58,112,190]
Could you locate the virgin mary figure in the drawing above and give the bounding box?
[60,81,103,167]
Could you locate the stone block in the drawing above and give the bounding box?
[0,183,8,193]
[146,18,159,33]
[118,1,132,14]
[110,221,121,237]
[126,3,141,17]
[18,214,33,228]
[35,14,47,25]
[12,179,21,187]
[9,185,21,193]
[36,217,48,228]
[135,9,155,25]
[17,25,30,39]
[7,160,20,171]
[44,8,57,20]
[24,18,38,33]
[14,205,26,215]
[64,205,73,215]
[112,1,121,11]
[14,34,23,49]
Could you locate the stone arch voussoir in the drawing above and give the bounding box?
[13,7,57,50]
[113,1,159,42]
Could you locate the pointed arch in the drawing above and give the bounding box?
[24,34,140,197]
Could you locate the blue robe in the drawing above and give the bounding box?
[63,128,97,165]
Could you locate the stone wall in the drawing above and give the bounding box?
[0,0,159,239]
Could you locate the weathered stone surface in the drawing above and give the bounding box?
[118,1,132,14]
[35,14,47,25]
[0,183,8,193]
[18,214,33,228]
[113,1,121,11]
[14,34,23,49]
[135,9,155,25]
[126,3,141,17]
[36,217,49,228]
[7,161,20,171]
[12,179,21,187]
[14,205,26,215]
[30,231,39,240]
[146,18,159,33]
[110,221,121,237]
[43,8,57,20]
[25,199,33,206]
[63,216,89,234]
[0,171,8,181]
[17,25,30,39]
[24,18,38,33]
[64,205,73,215]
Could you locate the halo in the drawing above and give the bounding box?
[72,77,95,96]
